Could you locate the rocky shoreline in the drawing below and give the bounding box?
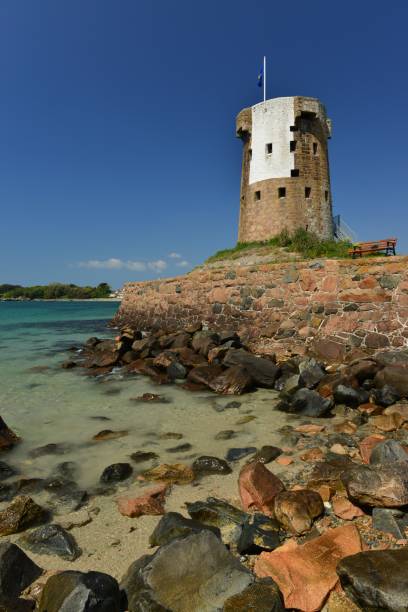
[1,323,408,610]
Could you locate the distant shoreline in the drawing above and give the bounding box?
[0,298,122,302]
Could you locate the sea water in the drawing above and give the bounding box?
[0,301,288,492]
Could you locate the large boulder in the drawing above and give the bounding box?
[342,462,408,507]
[278,388,333,417]
[0,496,48,536]
[273,490,324,534]
[19,524,81,561]
[120,531,253,612]
[255,524,362,612]
[337,549,408,611]
[0,543,42,599]
[223,349,279,388]
[38,570,122,612]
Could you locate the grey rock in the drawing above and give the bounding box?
[214,430,236,440]
[251,445,282,464]
[130,451,159,463]
[38,570,122,612]
[237,513,281,555]
[186,497,247,528]
[19,524,81,561]
[121,531,253,612]
[166,362,187,380]
[0,542,42,599]
[370,439,408,465]
[338,549,408,612]
[373,384,401,407]
[298,358,325,389]
[166,443,192,453]
[192,456,232,476]
[372,507,408,540]
[333,385,368,408]
[226,447,257,462]
[213,400,241,413]
[149,512,220,547]
[279,388,333,417]
[342,462,408,507]
[100,463,133,484]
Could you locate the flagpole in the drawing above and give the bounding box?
[263,55,266,102]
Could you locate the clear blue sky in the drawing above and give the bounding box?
[1,0,407,288]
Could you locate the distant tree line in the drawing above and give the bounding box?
[0,282,112,300]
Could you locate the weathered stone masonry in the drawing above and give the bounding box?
[113,256,408,361]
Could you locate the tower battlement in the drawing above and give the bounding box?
[237,96,333,242]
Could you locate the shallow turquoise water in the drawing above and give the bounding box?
[0,301,286,491]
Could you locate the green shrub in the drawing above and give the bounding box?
[206,228,351,263]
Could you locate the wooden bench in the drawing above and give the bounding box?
[348,238,397,258]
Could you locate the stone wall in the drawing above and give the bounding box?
[113,256,408,361]
[237,96,333,242]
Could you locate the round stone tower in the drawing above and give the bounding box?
[236,96,333,243]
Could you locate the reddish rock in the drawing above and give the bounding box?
[274,489,324,534]
[365,332,390,349]
[0,417,20,451]
[117,484,168,517]
[384,402,408,420]
[239,462,285,515]
[358,402,383,416]
[359,434,385,463]
[255,524,362,612]
[311,337,346,363]
[275,455,294,466]
[332,495,365,520]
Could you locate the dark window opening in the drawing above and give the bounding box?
[254,190,261,201]
[278,187,286,199]
[291,169,300,177]
[290,125,298,132]
[266,143,273,154]
[325,190,329,202]
[313,142,318,155]
[305,187,311,198]
[248,148,252,160]
[300,110,317,119]
[290,140,297,152]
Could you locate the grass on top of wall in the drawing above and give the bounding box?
[206,228,352,263]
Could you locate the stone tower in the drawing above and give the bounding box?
[236,96,333,243]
